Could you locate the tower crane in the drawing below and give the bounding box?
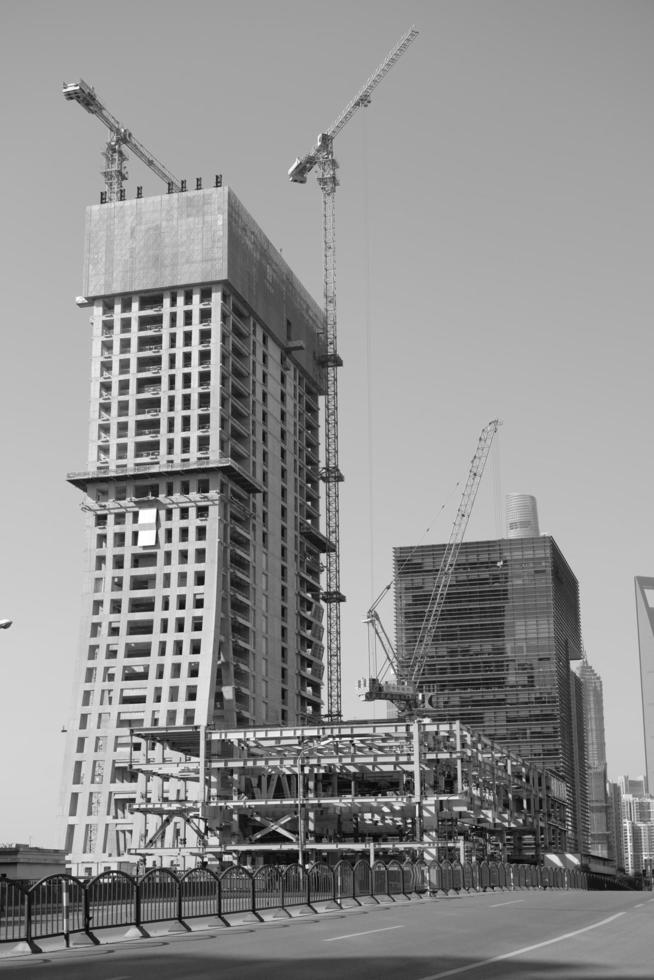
[289,26,419,721]
[358,419,502,716]
[63,79,181,201]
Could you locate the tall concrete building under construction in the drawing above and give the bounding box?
[62,186,327,872]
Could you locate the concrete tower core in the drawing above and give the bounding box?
[506,493,540,539]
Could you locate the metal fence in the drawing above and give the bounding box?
[0,858,596,950]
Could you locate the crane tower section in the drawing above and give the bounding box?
[289,26,419,720]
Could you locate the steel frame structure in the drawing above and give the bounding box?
[127,719,568,864]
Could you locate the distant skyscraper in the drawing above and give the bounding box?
[393,534,586,849]
[620,775,648,796]
[575,658,611,858]
[621,779,654,875]
[569,669,590,854]
[607,781,625,871]
[634,577,654,794]
[506,493,540,539]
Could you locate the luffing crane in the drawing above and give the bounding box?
[62,79,181,201]
[358,419,502,715]
[289,26,419,721]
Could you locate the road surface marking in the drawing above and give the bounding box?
[323,924,405,942]
[415,911,626,980]
[634,903,644,908]
[489,900,524,908]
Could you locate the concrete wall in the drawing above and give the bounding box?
[82,186,324,387]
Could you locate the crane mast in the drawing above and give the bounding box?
[359,419,501,714]
[63,79,181,200]
[289,27,419,721]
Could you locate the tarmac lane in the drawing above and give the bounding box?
[0,889,652,980]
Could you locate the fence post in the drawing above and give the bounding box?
[177,873,184,925]
[62,879,70,949]
[84,880,92,936]
[134,877,142,931]
[83,880,100,945]
[24,888,36,952]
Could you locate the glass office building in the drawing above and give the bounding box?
[394,535,585,848]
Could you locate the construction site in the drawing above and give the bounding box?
[61,26,575,876]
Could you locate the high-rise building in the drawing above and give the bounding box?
[634,577,654,794]
[575,657,612,858]
[607,781,625,871]
[569,669,590,854]
[620,780,654,875]
[393,534,586,849]
[62,186,327,873]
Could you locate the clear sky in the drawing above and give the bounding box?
[1,0,652,846]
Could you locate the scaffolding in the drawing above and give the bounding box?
[127,719,569,868]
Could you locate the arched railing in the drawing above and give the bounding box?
[180,867,221,919]
[308,862,334,905]
[386,859,403,896]
[334,860,355,902]
[87,870,136,930]
[451,860,463,892]
[428,859,442,894]
[139,868,180,924]
[281,864,307,909]
[353,859,372,900]
[219,866,253,916]
[462,861,474,892]
[441,859,453,894]
[412,859,429,894]
[252,865,282,911]
[371,860,389,898]
[28,874,86,942]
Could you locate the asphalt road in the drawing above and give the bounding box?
[1,889,653,980]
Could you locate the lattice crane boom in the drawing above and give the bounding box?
[404,419,501,686]
[358,419,501,714]
[63,79,181,201]
[289,27,419,721]
[288,25,419,185]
